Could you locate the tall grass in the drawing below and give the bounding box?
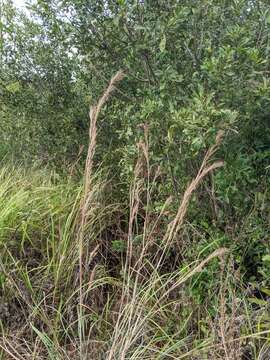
[0,165,267,359]
[0,74,269,359]
[77,70,125,359]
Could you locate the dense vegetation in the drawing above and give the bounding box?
[0,0,270,358]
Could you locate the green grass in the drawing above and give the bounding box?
[0,72,269,360]
[1,73,269,358]
[0,164,268,360]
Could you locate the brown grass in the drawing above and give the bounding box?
[77,70,125,357]
[105,128,228,359]
[163,130,224,249]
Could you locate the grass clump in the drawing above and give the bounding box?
[0,73,269,360]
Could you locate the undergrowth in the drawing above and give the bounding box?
[0,73,269,360]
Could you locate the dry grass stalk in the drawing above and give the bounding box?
[0,336,38,360]
[77,70,125,356]
[107,247,229,360]
[218,257,230,360]
[161,247,229,300]
[216,257,243,360]
[111,130,226,356]
[127,124,150,263]
[127,145,144,261]
[113,141,145,346]
[110,128,151,359]
[0,340,24,360]
[108,128,228,359]
[162,130,225,249]
[85,70,125,189]
[68,144,84,177]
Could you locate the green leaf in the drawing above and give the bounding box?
[6,81,20,93]
[159,35,166,52]
[112,240,126,253]
[247,298,268,306]
[262,255,270,262]
[260,288,270,297]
